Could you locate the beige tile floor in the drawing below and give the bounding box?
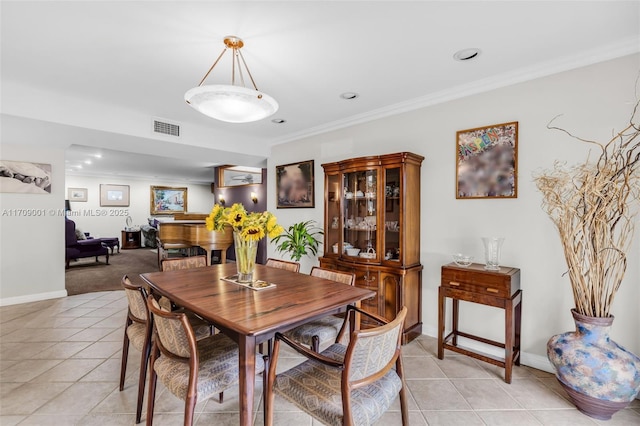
[1,291,639,425]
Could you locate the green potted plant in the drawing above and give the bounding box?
[534,104,640,420]
[272,220,323,262]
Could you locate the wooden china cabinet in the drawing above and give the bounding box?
[319,152,424,344]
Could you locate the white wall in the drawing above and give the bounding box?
[267,54,640,364]
[0,144,67,304]
[64,175,215,241]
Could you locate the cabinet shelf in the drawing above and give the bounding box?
[345,196,376,201]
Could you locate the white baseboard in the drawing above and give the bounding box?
[0,290,68,307]
[422,325,555,374]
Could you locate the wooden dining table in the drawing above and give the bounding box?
[140,263,375,426]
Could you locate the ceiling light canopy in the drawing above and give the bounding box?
[184,36,278,124]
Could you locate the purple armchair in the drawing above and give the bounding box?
[65,219,109,268]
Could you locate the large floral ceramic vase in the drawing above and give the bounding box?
[233,231,258,283]
[547,309,640,420]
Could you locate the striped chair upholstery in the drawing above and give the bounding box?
[265,258,300,273]
[146,296,265,426]
[284,267,355,351]
[118,276,210,424]
[159,255,207,310]
[161,255,207,271]
[265,306,408,426]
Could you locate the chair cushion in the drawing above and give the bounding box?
[154,333,265,401]
[126,317,209,353]
[126,322,147,351]
[274,343,402,426]
[284,315,343,346]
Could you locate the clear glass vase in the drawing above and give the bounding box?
[233,231,258,283]
[481,237,504,270]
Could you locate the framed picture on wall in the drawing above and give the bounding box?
[276,160,315,208]
[218,165,263,187]
[150,186,188,215]
[68,187,88,202]
[0,160,52,194]
[456,121,518,199]
[100,184,130,206]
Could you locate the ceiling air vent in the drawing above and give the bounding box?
[152,118,181,137]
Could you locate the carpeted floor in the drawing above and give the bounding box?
[65,249,159,295]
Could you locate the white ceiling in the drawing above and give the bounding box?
[65,144,220,183]
[2,1,639,181]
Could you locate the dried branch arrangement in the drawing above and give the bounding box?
[534,102,640,317]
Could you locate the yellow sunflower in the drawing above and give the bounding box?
[242,225,265,241]
[227,203,247,229]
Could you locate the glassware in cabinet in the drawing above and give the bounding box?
[325,172,341,256]
[383,167,401,263]
[343,169,378,260]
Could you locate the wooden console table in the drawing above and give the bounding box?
[438,263,522,383]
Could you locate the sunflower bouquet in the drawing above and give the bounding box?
[205,203,283,241]
[206,203,283,282]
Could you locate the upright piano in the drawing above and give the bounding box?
[156,213,233,266]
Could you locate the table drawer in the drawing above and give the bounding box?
[441,265,519,298]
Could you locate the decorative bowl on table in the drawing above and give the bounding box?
[346,248,361,256]
[452,253,473,267]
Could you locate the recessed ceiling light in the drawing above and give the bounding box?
[76,165,83,169]
[93,153,102,158]
[271,118,286,124]
[84,160,92,165]
[340,92,359,100]
[453,48,481,62]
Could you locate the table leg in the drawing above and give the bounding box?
[437,287,445,359]
[505,297,514,384]
[515,292,522,366]
[204,248,212,266]
[452,298,459,346]
[238,335,256,426]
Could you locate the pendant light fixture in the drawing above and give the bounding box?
[184,36,278,123]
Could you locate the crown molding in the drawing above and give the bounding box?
[269,36,640,147]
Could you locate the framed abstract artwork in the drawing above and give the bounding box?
[150,186,187,215]
[100,184,130,206]
[276,160,315,208]
[456,121,518,199]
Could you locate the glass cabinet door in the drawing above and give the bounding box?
[343,169,378,260]
[383,167,401,263]
[325,172,341,256]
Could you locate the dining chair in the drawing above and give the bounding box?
[146,295,265,426]
[161,255,207,271]
[159,255,207,311]
[118,276,211,424]
[265,257,301,272]
[284,266,356,351]
[265,306,408,426]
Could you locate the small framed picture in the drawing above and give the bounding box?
[68,187,88,202]
[456,121,518,199]
[100,184,130,207]
[276,160,315,208]
[218,166,263,187]
[150,186,188,215]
